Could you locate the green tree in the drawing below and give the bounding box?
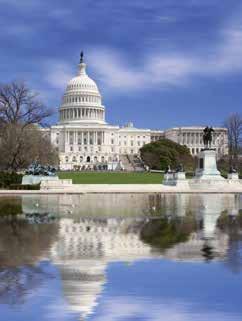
[140,138,194,171]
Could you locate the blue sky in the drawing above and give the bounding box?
[0,0,242,129]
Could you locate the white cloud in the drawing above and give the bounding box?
[45,61,74,91]
[87,47,197,91]
[93,296,242,321]
[43,16,242,94]
[86,22,242,92]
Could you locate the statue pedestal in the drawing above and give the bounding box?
[22,175,59,185]
[164,172,175,185]
[174,172,186,180]
[228,172,239,180]
[195,149,224,180]
[163,171,189,189]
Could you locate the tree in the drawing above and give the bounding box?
[0,124,58,171]
[0,81,52,127]
[140,138,195,171]
[0,81,56,171]
[224,113,242,168]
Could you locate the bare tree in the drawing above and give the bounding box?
[0,81,55,171]
[0,124,58,171]
[224,113,242,168]
[0,81,52,127]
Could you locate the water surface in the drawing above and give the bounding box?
[0,193,241,321]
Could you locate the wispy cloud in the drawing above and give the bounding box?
[94,297,242,321]
[44,61,74,91]
[37,7,242,96]
[83,21,242,92]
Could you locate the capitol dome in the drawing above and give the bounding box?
[59,53,106,124]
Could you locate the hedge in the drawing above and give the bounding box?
[0,172,23,189]
[9,184,40,190]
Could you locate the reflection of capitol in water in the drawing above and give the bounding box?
[50,217,154,318]
[2,193,242,319]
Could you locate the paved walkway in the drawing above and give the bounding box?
[0,183,241,194]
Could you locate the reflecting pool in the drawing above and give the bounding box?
[0,193,242,321]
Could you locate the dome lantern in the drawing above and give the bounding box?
[78,51,87,76]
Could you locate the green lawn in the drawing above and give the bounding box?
[58,171,163,184]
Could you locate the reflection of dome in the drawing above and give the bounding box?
[50,217,156,320]
[60,262,106,319]
[59,54,105,124]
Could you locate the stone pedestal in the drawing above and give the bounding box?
[195,149,224,180]
[228,172,239,180]
[22,175,59,185]
[163,171,189,189]
[163,172,176,186]
[174,172,186,180]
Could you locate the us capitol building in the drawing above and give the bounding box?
[48,54,228,171]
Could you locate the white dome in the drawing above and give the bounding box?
[59,56,105,124]
[66,63,100,95]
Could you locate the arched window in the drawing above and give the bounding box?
[80,156,83,162]
[65,156,69,162]
[72,156,77,162]
[86,156,91,163]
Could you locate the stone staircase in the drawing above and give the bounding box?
[120,154,145,172]
[119,155,135,171]
[128,154,145,172]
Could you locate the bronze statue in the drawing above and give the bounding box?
[80,51,84,63]
[203,126,214,149]
[176,163,184,173]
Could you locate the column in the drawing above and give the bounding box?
[87,131,90,145]
[75,131,77,144]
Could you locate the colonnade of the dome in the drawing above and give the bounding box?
[62,94,101,105]
[60,107,105,122]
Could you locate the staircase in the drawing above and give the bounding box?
[119,154,145,171]
[128,154,146,172]
[119,155,135,171]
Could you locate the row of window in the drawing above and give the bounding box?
[69,138,102,145]
[119,141,146,146]
[67,83,96,90]
[65,155,118,163]
[69,146,102,152]
[67,139,146,147]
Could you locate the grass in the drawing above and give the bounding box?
[58,171,164,184]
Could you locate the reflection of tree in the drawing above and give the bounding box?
[0,197,22,216]
[217,211,242,273]
[0,265,52,305]
[0,220,58,267]
[0,219,59,305]
[140,216,197,252]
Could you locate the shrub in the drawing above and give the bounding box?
[9,184,40,190]
[0,172,23,189]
